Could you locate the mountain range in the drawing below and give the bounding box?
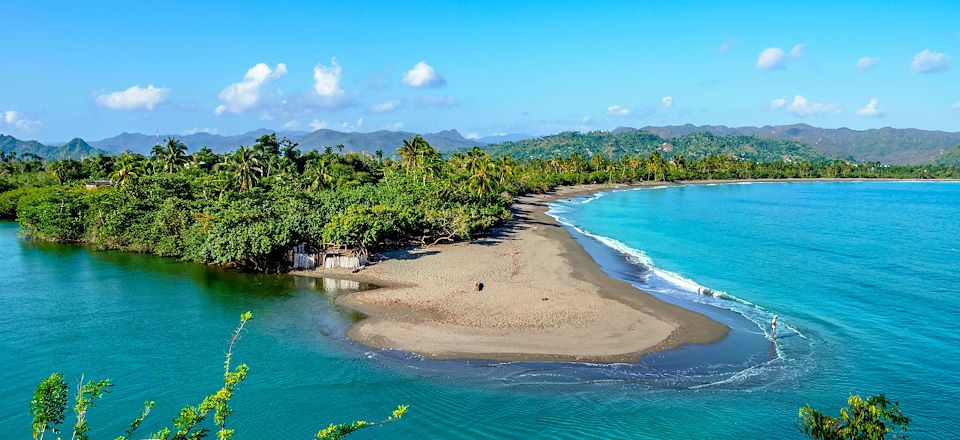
[89,128,485,154]
[637,124,960,165]
[5,123,960,164]
[0,135,105,160]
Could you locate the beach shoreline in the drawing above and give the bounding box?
[295,181,737,363]
[294,177,957,363]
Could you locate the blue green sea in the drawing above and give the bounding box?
[2,181,958,438]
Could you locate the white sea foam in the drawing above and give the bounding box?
[546,200,807,352]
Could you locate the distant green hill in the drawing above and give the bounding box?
[481,130,830,163]
[0,134,106,160]
[642,123,960,165]
[935,147,960,167]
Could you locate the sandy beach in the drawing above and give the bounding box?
[296,183,729,363]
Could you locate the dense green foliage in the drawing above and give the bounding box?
[935,146,960,167]
[2,135,512,270]
[28,312,406,440]
[798,394,909,440]
[482,129,831,163]
[644,123,960,165]
[2,132,958,271]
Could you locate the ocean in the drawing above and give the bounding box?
[1,181,957,438]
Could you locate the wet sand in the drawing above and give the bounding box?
[295,182,730,363]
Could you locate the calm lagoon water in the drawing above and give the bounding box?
[2,181,958,439]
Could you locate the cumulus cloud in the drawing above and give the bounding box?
[606,104,631,116]
[339,117,364,131]
[403,61,446,88]
[466,132,480,139]
[180,127,219,135]
[370,99,401,113]
[770,96,787,109]
[282,120,299,129]
[2,110,41,131]
[309,119,329,130]
[214,62,287,115]
[784,95,841,117]
[911,49,951,73]
[856,98,881,117]
[757,47,787,70]
[95,85,170,111]
[313,58,343,97]
[661,96,673,109]
[856,57,879,71]
[790,43,806,58]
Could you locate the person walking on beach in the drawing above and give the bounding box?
[770,315,779,341]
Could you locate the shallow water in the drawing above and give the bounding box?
[549,181,960,438]
[2,181,957,438]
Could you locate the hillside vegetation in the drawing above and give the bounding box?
[482,130,829,163]
[0,135,105,160]
[1,133,957,272]
[935,146,960,167]
[643,123,960,164]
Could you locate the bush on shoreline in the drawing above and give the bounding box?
[2,133,957,271]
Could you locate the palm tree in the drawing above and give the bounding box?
[397,140,417,175]
[304,159,333,191]
[645,151,669,181]
[152,137,188,173]
[494,154,515,184]
[468,157,497,196]
[110,154,145,189]
[216,146,262,191]
[48,161,69,185]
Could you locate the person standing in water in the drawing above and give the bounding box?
[770,315,779,341]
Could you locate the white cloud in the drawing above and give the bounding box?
[856,57,879,71]
[581,115,593,124]
[757,47,787,70]
[606,104,631,116]
[214,62,287,115]
[309,119,329,130]
[2,110,41,131]
[383,122,404,130]
[785,95,841,117]
[370,99,401,113]
[661,96,673,109]
[770,96,787,109]
[790,43,805,58]
[912,49,951,73]
[282,120,299,130]
[313,58,343,97]
[180,127,219,135]
[403,61,446,88]
[856,98,881,117]
[340,117,364,131]
[466,132,480,139]
[95,85,170,111]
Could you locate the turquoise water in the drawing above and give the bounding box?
[549,181,960,438]
[2,181,958,438]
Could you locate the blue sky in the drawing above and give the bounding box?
[1,0,958,141]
